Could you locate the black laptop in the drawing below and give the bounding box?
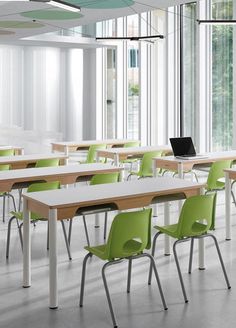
[169,137,207,159]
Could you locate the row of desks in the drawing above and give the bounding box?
[2,142,236,310]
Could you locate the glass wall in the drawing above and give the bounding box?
[212,0,233,150]
[180,2,197,141]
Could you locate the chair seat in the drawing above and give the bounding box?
[206,180,225,191]
[154,221,207,239]
[10,211,46,221]
[85,239,143,261]
[85,244,107,260]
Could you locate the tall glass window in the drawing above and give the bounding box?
[212,0,233,150]
[127,14,140,139]
[180,2,197,141]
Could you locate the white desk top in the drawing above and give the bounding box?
[97,145,170,155]
[0,163,121,182]
[24,177,204,209]
[0,153,67,164]
[51,139,139,147]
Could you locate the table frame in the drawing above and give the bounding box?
[23,177,205,309]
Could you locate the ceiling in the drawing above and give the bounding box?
[0,0,195,42]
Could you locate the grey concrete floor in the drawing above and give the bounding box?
[0,184,235,328]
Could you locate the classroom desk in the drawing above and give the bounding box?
[51,139,140,155]
[0,163,122,192]
[224,168,236,240]
[153,151,236,178]
[0,145,23,155]
[23,177,205,309]
[0,153,68,169]
[97,145,171,166]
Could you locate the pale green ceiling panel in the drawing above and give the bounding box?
[21,10,83,20]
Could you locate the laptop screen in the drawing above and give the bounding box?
[169,137,196,156]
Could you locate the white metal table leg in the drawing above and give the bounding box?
[64,146,69,165]
[49,209,58,309]
[198,186,205,270]
[178,162,184,213]
[225,172,231,240]
[23,198,31,288]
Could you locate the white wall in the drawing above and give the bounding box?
[0,45,84,152]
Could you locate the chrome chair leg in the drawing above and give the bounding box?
[188,238,194,274]
[148,231,161,284]
[61,220,72,260]
[173,240,189,303]
[127,258,132,293]
[79,252,93,307]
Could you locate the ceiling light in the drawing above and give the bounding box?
[197,20,236,25]
[4,0,81,12]
[96,35,164,42]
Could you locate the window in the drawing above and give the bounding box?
[180,2,197,141]
[211,0,233,150]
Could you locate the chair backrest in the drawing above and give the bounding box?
[0,164,10,171]
[27,181,60,220]
[35,158,60,168]
[206,160,232,190]
[0,149,14,156]
[86,144,107,163]
[139,151,162,177]
[105,208,152,260]
[177,194,215,238]
[90,172,119,185]
[27,181,60,193]
[124,141,140,148]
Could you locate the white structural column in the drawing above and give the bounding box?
[23,197,31,288]
[49,209,58,309]
[225,172,231,240]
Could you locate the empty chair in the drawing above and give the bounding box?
[0,164,16,223]
[127,150,162,180]
[68,172,120,247]
[6,181,72,260]
[35,158,60,167]
[0,149,16,222]
[79,208,167,328]
[148,194,231,303]
[121,141,141,170]
[79,144,107,164]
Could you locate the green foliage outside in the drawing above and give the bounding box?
[128,83,140,96]
[212,0,233,150]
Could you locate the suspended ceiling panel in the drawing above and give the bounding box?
[0,0,196,41]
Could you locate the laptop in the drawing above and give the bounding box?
[169,137,208,160]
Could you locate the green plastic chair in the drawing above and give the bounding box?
[18,157,60,211]
[79,208,167,328]
[205,160,232,229]
[148,194,231,303]
[35,158,60,167]
[6,181,72,260]
[121,141,141,169]
[0,149,15,156]
[127,150,162,180]
[0,149,16,222]
[79,144,107,164]
[0,164,16,223]
[68,173,120,247]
